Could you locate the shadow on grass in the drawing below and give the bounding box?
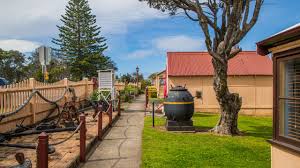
[193,113,217,118]
[242,126,272,139]
[194,126,213,132]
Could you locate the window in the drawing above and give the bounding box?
[278,57,300,143]
[159,78,165,86]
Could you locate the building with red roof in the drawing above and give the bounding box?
[154,51,273,116]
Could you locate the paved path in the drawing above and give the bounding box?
[82,95,145,168]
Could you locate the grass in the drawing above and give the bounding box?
[149,98,165,104]
[142,113,272,168]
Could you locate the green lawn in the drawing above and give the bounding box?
[142,113,272,168]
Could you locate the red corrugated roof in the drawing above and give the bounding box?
[167,51,272,76]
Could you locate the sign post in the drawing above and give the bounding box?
[38,46,52,82]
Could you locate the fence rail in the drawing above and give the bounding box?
[0,78,94,133]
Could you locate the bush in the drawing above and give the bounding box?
[150,91,157,98]
[124,94,130,102]
[120,85,137,102]
[138,88,144,94]
[90,90,100,101]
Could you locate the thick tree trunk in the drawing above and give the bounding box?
[210,57,242,135]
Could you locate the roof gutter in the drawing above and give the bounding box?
[257,24,300,55]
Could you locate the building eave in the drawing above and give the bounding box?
[257,23,300,55]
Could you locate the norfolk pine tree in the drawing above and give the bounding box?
[53,0,114,80]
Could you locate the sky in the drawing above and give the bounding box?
[0,0,300,77]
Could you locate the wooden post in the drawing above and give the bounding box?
[118,94,121,116]
[29,78,36,124]
[37,132,48,168]
[63,78,68,103]
[92,77,98,91]
[83,77,88,99]
[152,102,155,128]
[80,114,86,162]
[98,105,103,140]
[109,101,112,127]
[145,87,149,109]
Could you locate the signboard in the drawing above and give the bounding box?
[98,70,114,89]
[38,46,52,66]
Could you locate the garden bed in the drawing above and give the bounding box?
[142,113,272,168]
[0,110,118,168]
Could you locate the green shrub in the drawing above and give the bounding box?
[150,91,157,98]
[90,90,100,101]
[124,94,130,102]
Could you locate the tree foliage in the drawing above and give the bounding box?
[53,0,116,80]
[25,50,68,83]
[119,73,144,84]
[140,0,264,135]
[120,73,135,84]
[0,49,27,83]
[148,72,158,79]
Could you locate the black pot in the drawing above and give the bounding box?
[164,86,194,121]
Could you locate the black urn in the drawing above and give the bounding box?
[164,86,194,121]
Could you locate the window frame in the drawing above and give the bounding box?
[272,47,300,153]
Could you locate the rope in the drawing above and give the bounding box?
[95,101,112,118]
[0,87,72,121]
[49,121,83,146]
[0,91,36,121]
[36,88,69,104]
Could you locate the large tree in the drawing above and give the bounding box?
[140,0,263,135]
[0,49,27,83]
[53,0,115,80]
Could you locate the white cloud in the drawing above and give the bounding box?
[154,35,204,51]
[125,35,205,60]
[126,49,154,59]
[0,39,40,52]
[0,0,165,38]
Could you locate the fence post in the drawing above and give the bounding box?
[80,114,86,162]
[118,94,121,116]
[98,105,103,140]
[63,78,68,103]
[29,78,36,124]
[109,101,112,127]
[92,77,98,91]
[37,132,48,168]
[83,77,88,99]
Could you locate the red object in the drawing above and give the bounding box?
[145,88,149,108]
[80,114,86,162]
[167,51,272,76]
[118,95,121,116]
[98,107,103,140]
[163,78,167,98]
[37,132,48,168]
[109,101,112,127]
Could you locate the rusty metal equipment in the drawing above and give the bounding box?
[0,127,77,143]
[9,152,32,168]
[0,143,55,154]
[0,88,83,142]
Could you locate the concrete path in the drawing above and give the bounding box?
[82,95,145,168]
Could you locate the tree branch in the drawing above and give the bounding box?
[184,9,199,21]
